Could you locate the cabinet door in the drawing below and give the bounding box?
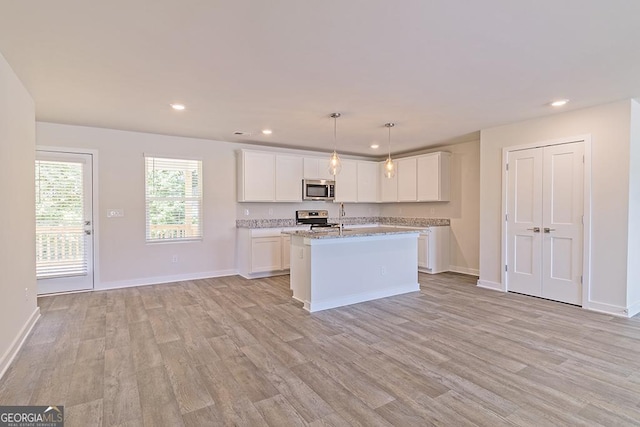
[357,161,378,202]
[417,154,440,201]
[417,152,450,202]
[303,157,335,180]
[251,237,282,273]
[379,161,398,202]
[282,235,291,269]
[276,155,303,201]
[417,234,429,269]
[397,158,417,202]
[334,159,358,202]
[240,151,275,201]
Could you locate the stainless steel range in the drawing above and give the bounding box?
[295,210,337,230]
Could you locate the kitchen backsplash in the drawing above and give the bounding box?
[236,216,450,228]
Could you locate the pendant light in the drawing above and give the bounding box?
[328,113,342,176]
[383,123,396,178]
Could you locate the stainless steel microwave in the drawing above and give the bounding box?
[302,179,335,201]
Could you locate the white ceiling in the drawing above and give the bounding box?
[1,1,640,157]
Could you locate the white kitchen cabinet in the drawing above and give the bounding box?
[251,236,282,273]
[334,159,358,202]
[303,157,335,180]
[275,154,303,201]
[379,161,398,202]
[237,150,275,202]
[397,158,417,202]
[282,235,291,269]
[357,161,378,202]
[237,227,304,278]
[417,152,450,202]
[417,226,450,274]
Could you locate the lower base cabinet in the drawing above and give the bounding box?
[250,236,282,273]
[238,225,450,279]
[237,228,298,279]
[418,226,450,274]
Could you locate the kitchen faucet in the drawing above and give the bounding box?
[339,202,345,236]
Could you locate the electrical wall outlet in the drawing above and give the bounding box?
[107,209,124,218]
[172,255,179,263]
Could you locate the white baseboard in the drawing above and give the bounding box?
[239,270,289,280]
[476,279,504,292]
[0,307,40,380]
[585,300,632,318]
[448,265,479,276]
[307,283,420,313]
[626,300,640,318]
[96,269,237,291]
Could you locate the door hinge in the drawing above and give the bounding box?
[582,215,584,224]
[580,275,583,284]
[505,213,509,222]
[506,163,509,171]
[505,265,508,272]
[583,155,585,163]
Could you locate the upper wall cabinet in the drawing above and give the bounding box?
[357,161,378,202]
[334,160,379,203]
[275,154,303,201]
[237,150,275,202]
[397,157,418,202]
[379,161,398,202]
[417,152,450,202]
[334,159,358,202]
[380,151,450,203]
[237,150,303,202]
[303,157,335,180]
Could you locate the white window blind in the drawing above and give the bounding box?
[35,160,87,278]
[145,156,203,242]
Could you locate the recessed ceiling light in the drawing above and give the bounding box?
[262,129,273,135]
[370,144,380,149]
[170,103,186,111]
[550,99,569,107]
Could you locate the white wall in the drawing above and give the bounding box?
[479,100,633,314]
[37,123,238,289]
[380,140,480,275]
[627,99,640,313]
[0,52,39,378]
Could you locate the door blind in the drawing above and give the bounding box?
[145,156,203,241]
[35,160,87,278]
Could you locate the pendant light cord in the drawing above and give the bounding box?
[388,124,391,159]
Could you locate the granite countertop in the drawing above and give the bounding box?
[282,226,425,239]
[236,216,450,229]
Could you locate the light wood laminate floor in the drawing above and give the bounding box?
[1,273,640,426]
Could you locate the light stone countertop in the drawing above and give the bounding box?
[282,226,425,239]
[236,216,449,229]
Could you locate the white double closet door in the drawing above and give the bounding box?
[506,141,584,305]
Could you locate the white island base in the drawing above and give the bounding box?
[288,229,420,313]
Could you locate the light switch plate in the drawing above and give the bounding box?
[107,209,124,218]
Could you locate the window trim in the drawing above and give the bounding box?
[144,154,203,243]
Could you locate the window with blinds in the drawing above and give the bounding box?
[145,156,203,242]
[35,160,87,278]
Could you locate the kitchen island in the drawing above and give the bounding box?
[284,227,422,312]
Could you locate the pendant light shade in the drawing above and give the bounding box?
[384,123,396,179]
[328,113,342,176]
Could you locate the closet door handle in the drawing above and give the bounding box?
[527,227,540,233]
[544,227,555,233]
